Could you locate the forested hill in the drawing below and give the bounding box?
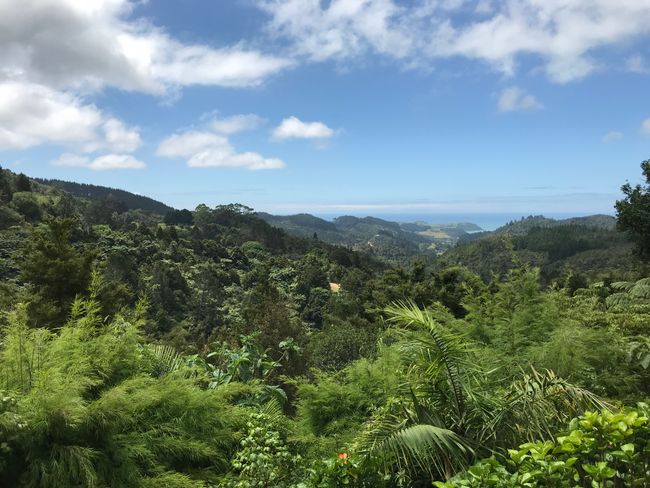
[258,211,482,264]
[502,213,616,231]
[443,213,640,283]
[34,177,174,214]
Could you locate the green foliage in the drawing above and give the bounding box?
[0,292,241,487]
[1,170,650,487]
[307,453,390,487]
[437,405,650,487]
[352,302,607,484]
[15,173,31,192]
[11,193,43,222]
[445,218,638,284]
[616,160,650,260]
[37,177,173,214]
[165,209,194,225]
[224,407,303,488]
[20,218,93,325]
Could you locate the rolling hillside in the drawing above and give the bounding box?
[257,212,483,264]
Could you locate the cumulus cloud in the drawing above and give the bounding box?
[157,129,284,170]
[641,118,650,135]
[271,116,335,140]
[256,0,650,83]
[497,86,543,112]
[1,0,292,95]
[102,118,142,152]
[0,0,292,157]
[602,131,624,143]
[211,114,264,134]
[0,81,141,152]
[52,153,146,170]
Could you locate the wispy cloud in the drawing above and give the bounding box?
[602,131,624,143]
[210,114,265,135]
[625,54,649,73]
[498,86,543,112]
[52,153,145,170]
[641,118,650,135]
[257,0,650,83]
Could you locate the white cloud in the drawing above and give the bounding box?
[0,0,293,157]
[211,114,264,134]
[0,0,291,95]
[271,116,335,140]
[52,152,145,170]
[641,118,650,135]
[102,118,142,152]
[0,81,102,150]
[186,149,285,170]
[157,131,229,157]
[257,0,650,83]
[602,131,624,143]
[497,86,543,112]
[0,81,141,153]
[258,0,414,62]
[51,154,93,168]
[157,129,284,170]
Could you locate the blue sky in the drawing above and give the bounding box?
[1,0,650,217]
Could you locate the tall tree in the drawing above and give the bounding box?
[615,160,650,260]
[0,166,12,203]
[15,173,31,192]
[21,219,93,325]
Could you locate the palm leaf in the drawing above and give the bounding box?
[356,408,473,480]
[385,301,469,428]
[484,367,610,445]
[148,344,185,377]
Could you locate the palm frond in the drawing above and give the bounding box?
[484,367,610,445]
[148,344,185,377]
[385,301,469,428]
[356,408,473,480]
[257,398,284,424]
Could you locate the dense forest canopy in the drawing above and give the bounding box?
[0,164,649,486]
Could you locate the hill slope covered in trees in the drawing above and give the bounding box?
[258,212,482,264]
[442,214,640,284]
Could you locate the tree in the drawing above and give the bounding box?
[21,219,93,325]
[164,209,194,225]
[10,193,42,222]
[83,199,128,226]
[615,160,650,260]
[0,166,13,203]
[355,302,607,483]
[0,293,240,487]
[15,173,31,192]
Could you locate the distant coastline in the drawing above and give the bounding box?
[310,212,613,232]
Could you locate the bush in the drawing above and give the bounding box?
[436,405,650,487]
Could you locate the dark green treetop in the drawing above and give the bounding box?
[616,160,650,260]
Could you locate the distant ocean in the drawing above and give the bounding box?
[312,212,610,232]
